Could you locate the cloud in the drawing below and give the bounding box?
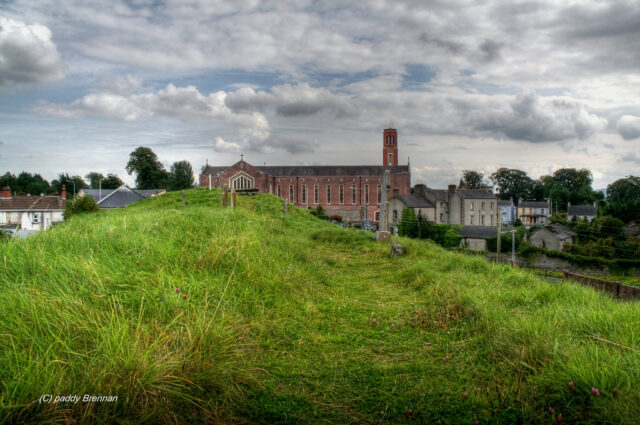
[36,82,271,141]
[619,152,640,163]
[467,93,606,142]
[616,115,640,140]
[0,17,62,88]
[96,74,143,94]
[213,136,241,153]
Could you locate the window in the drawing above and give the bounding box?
[393,210,398,222]
[314,184,319,204]
[327,185,331,204]
[377,185,382,203]
[440,213,444,222]
[491,215,494,225]
[32,213,40,224]
[231,173,253,189]
[470,202,474,211]
[339,184,344,204]
[302,185,307,204]
[351,184,356,204]
[277,184,281,198]
[481,215,485,225]
[387,153,393,165]
[490,202,494,210]
[481,202,485,210]
[471,215,474,225]
[374,211,380,221]
[365,184,369,204]
[289,185,294,203]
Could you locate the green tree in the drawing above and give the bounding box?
[169,160,195,191]
[461,170,485,189]
[0,172,18,192]
[489,168,535,204]
[126,147,169,189]
[86,172,106,189]
[103,174,124,189]
[606,176,640,223]
[398,207,418,238]
[51,173,88,197]
[542,168,598,212]
[442,226,462,248]
[64,194,99,219]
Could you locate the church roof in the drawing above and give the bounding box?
[201,164,409,177]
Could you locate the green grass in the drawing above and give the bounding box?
[2,188,640,424]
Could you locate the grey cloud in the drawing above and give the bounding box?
[0,17,62,88]
[616,115,640,140]
[620,152,640,163]
[467,93,606,143]
[479,39,502,62]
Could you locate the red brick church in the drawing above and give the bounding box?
[199,128,411,224]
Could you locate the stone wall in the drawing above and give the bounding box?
[563,271,640,300]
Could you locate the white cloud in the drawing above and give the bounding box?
[616,115,640,140]
[0,17,62,88]
[213,136,241,153]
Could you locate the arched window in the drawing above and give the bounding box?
[230,173,254,190]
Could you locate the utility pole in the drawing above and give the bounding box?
[496,209,502,258]
[510,229,517,266]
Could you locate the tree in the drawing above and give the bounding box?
[542,168,598,212]
[169,160,194,191]
[126,147,169,189]
[489,168,535,204]
[103,174,124,189]
[0,172,18,192]
[606,176,640,223]
[64,194,99,219]
[51,173,88,197]
[86,172,124,189]
[461,170,485,189]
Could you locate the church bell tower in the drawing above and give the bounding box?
[382,128,398,166]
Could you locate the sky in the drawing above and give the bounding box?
[0,0,639,190]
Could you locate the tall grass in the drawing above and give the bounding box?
[1,188,639,424]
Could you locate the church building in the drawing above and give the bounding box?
[199,128,411,224]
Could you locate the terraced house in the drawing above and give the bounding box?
[199,128,411,225]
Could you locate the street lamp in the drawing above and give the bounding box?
[99,176,105,201]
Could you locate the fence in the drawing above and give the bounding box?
[562,271,640,300]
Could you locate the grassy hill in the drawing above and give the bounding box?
[1,188,639,424]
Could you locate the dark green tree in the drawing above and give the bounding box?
[606,176,640,223]
[461,170,485,189]
[126,147,169,189]
[86,172,106,189]
[542,168,598,212]
[489,168,535,204]
[0,172,18,192]
[169,160,195,191]
[103,174,124,189]
[51,173,88,197]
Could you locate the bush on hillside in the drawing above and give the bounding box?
[309,205,329,221]
[442,226,462,248]
[398,207,418,238]
[64,194,99,219]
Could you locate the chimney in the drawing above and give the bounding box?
[448,184,456,195]
[1,186,11,199]
[61,184,67,200]
[413,184,427,199]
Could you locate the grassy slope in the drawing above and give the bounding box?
[1,188,640,424]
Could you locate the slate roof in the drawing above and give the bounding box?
[568,204,597,217]
[424,188,447,202]
[81,189,116,202]
[201,164,410,177]
[537,223,575,240]
[82,187,164,207]
[0,195,66,211]
[394,194,435,208]
[459,226,501,239]
[498,200,514,207]
[458,189,496,199]
[519,201,548,208]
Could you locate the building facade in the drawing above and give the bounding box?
[0,185,66,233]
[199,128,411,224]
[498,198,517,225]
[518,200,551,227]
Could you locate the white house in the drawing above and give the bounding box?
[0,186,66,232]
[498,198,517,225]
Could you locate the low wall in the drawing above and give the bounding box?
[562,271,640,300]
[486,252,610,275]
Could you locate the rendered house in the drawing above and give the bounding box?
[199,128,411,225]
[459,226,501,251]
[498,198,517,225]
[0,186,66,233]
[517,200,551,227]
[390,184,498,228]
[567,202,597,222]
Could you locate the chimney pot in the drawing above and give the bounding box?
[448,184,456,194]
[61,184,67,200]
[1,186,12,199]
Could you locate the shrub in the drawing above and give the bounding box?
[310,205,329,221]
[442,226,462,248]
[64,194,99,219]
[398,207,418,237]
